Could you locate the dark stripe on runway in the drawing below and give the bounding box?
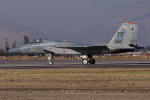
[1,60,150,69]
[0,88,150,93]
[0,63,150,69]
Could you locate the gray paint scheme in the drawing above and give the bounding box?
[8,22,143,55]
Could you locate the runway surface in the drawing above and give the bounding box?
[1,60,150,69]
[1,60,150,100]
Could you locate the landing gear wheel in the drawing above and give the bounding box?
[49,60,53,65]
[89,59,95,64]
[47,53,54,65]
[82,59,89,65]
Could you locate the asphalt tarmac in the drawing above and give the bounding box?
[1,60,150,69]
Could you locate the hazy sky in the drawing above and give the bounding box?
[0,0,140,28]
[0,0,149,46]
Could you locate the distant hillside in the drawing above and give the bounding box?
[104,1,150,46]
[0,22,26,48]
[0,0,150,49]
[0,22,45,49]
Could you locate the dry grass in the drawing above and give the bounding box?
[0,68,150,90]
[0,56,47,61]
[0,56,79,61]
[1,68,150,99]
[96,55,150,60]
[1,55,150,61]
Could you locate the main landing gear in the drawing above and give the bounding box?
[82,54,96,65]
[46,53,96,65]
[82,59,95,64]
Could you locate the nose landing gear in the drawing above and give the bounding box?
[47,54,54,65]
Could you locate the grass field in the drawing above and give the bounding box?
[1,68,150,99]
[0,68,150,91]
[1,55,150,61]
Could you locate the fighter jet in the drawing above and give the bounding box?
[43,22,144,65]
[8,22,143,65]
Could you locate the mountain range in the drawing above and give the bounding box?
[0,0,150,49]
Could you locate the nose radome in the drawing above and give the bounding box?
[7,48,20,54]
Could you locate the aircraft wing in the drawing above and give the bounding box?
[57,45,110,54]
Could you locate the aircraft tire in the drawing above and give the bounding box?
[82,59,89,64]
[89,58,96,64]
[49,60,54,65]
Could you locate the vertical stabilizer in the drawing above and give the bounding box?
[108,22,138,49]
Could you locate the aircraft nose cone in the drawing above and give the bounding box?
[7,48,20,54]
